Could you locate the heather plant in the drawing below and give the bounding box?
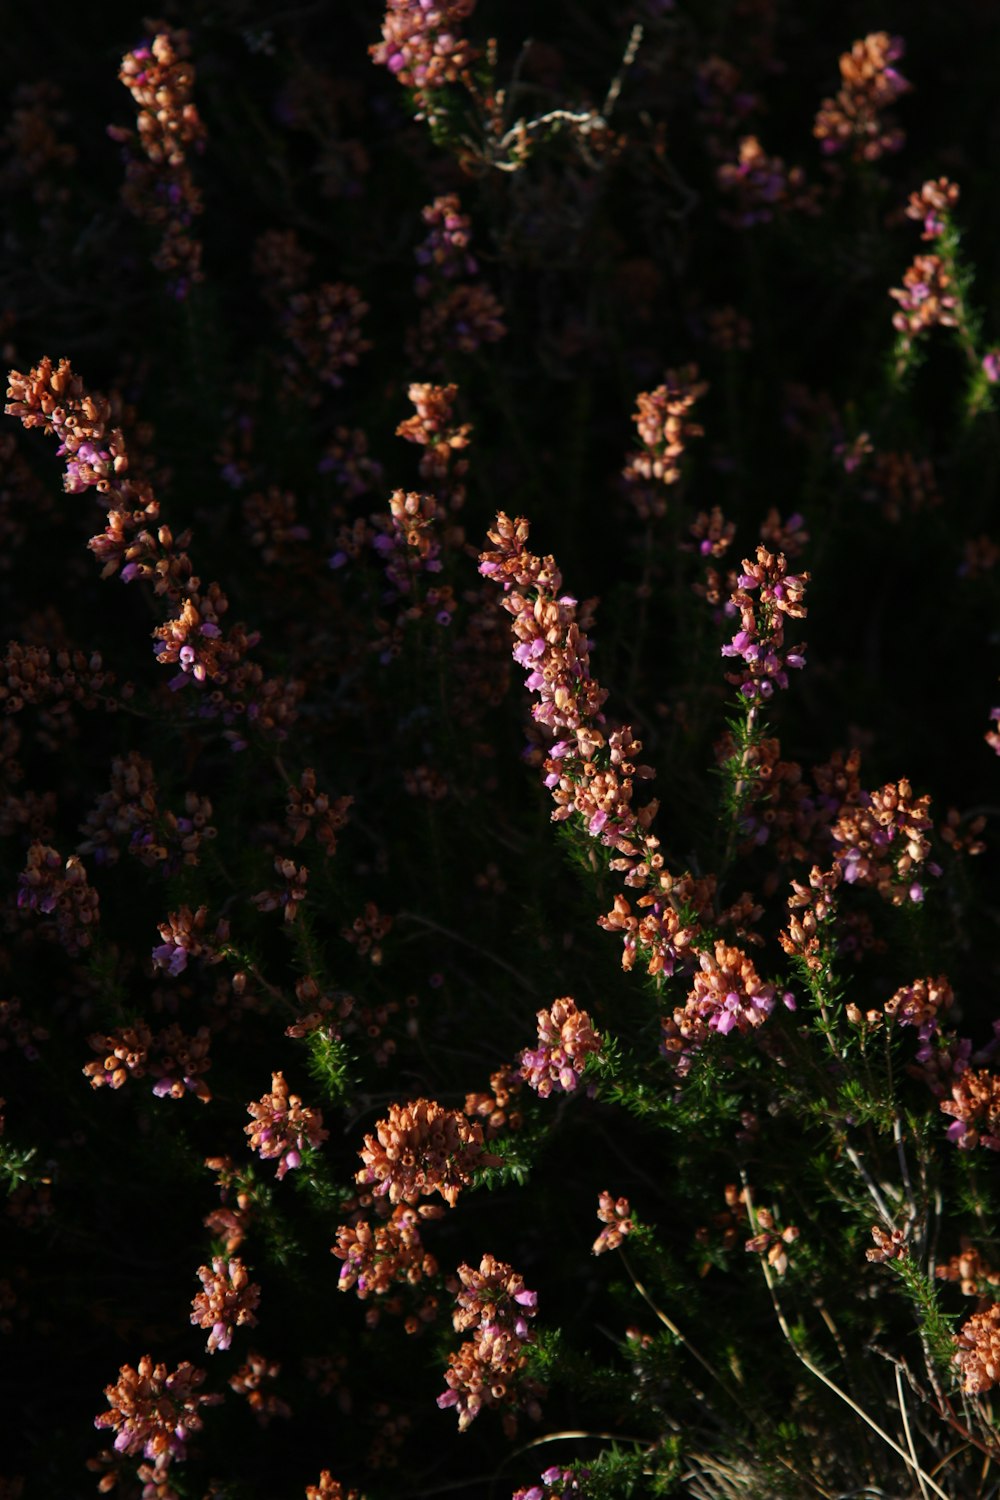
[3,4,1000,1499]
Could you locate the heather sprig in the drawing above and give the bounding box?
[4,7,1000,1498]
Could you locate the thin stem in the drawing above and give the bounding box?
[896,1363,931,1500]
[741,1178,951,1500]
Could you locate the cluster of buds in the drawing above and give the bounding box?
[190,1258,260,1353]
[662,940,787,1059]
[373,489,447,598]
[622,368,708,517]
[148,1024,213,1102]
[369,0,480,108]
[84,1022,213,1103]
[93,1356,221,1483]
[464,1064,524,1138]
[883,975,954,1055]
[598,870,713,979]
[341,902,393,965]
[413,195,478,296]
[305,1474,362,1500]
[279,282,371,402]
[203,1156,256,1255]
[695,55,760,159]
[251,232,370,403]
[940,1069,1000,1151]
[863,450,940,524]
[407,194,505,364]
[518,997,602,1097]
[411,283,507,363]
[242,486,310,564]
[745,1203,800,1277]
[108,29,206,298]
[228,1351,290,1428]
[285,769,353,855]
[545,725,658,856]
[438,1254,541,1433]
[514,1467,589,1500]
[936,1239,1000,1297]
[778,865,841,973]
[333,1203,441,1330]
[889,254,959,345]
[17,842,99,955]
[953,1302,1000,1394]
[813,32,910,163]
[905,176,960,240]
[152,903,230,977]
[78,751,215,873]
[396,381,471,509]
[0,641,121,720]
[245,1071,329,1179]
[865,1225,908,1264]
[716,136,818,228]
[355,1098,498,1208]
[481,513,662,874]
[592,1192,634,1255]
[480,512,608,735]
[721,545,809,706]
[251,856,309,923]
[0,80,77,207]
[830,778,938,905]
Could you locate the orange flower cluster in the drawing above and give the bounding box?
[305,1473,363,1500]
[408,195,505,364]
[228,1351,290,1428]
[245,1071,329,1180]
[438,1254,542,1433]
[941,1069,1000,1151]
[905,177,960,240]
[78,751,215,872]
[464,1065,524,1137]
[830,778,937,906]
[662,940,781,1060]
[396,382,471,510]
[865,1225,908,1264]
[84,1022,213,1103]
[936,1239,1000,1297]
[333,1203,441,1332]
[622,368,708,517]
[17,842,99,955]
[93,1355,221,1486]
[883,975,953,1031]
[355,1098,498,1207]
[716,136,818,228]
[152,904,230,977]
[593,1192,634,1255]
[954,1302,1000,1394]
[190,1257,261,1353]
[370,0,480,103]
[285,769,353,855]
[518,997,602,1097]
[813,33,910,163]
[109,29,207,297]
[890,255,959,345]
